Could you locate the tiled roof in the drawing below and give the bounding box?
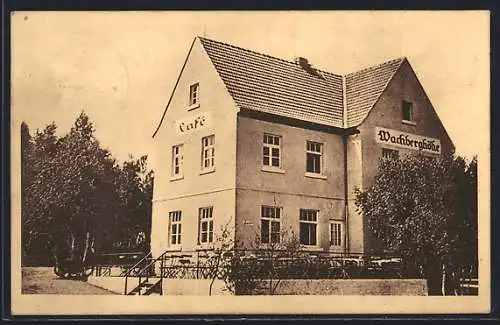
[199,37,405,129]
[345,58,405,127]
[199,37,345,128]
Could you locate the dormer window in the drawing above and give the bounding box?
[189,83,199,108]
[402,100,414,122]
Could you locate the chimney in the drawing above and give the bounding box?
[295,57,311,70]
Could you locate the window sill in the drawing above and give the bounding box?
[170,175,184,182]
[261,166,285,174]
[165,246,182,252]
[305,172,327,180]
[187,103,200,111]
[300,246,323,252]
[258,243,281,250]
[402,120,416,126]
[196,245,214,252]
[199,168,215,175]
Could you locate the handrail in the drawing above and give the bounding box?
[121,252,152,277]
[95,252,146,256]
[124,250,169,295]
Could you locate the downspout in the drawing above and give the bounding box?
[342,75,350,254]
[343,135,349,255]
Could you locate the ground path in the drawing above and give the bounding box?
[22,267,117,295]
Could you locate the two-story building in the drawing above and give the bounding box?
[150,36,454,259]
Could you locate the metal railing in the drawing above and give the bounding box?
[90,249,478,296]
[123,251,168,295]
[92,252,149,277]
[153,249,407,280]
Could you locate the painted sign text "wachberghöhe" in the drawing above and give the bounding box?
[375,127,441,155]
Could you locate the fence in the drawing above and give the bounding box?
[92,252,148,277]
[110,249,409,281]
[91,249,478,296]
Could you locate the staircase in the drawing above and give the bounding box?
[127,277,162,295]
[123,251,169,295]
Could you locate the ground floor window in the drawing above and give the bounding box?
[299,209,318,246]
[169,211,182,246]
[330,221,343,247]
[382,148,399,160]
[198,206,214,244]
[261,205,281,244]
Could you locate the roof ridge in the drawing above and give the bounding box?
[346,57,406,77]
[197,36,343,78]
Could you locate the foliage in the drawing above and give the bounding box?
[21,112,154,270]
[205,222,303,295]
[354,152,478,295]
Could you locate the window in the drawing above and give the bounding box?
[263,134,281,168]
[198,207,214,244]
[189,83,199,106]
[201,135,215,171]
[299,209,318,246]
[306,141,323,174]
[169,211,182,246]
[171,144,183,177]
[402,100,413,122]
[330,221,343,247]
[382,148,399,160]
[261,206,281,244]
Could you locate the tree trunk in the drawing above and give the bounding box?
[209,253,221,296]
[441,263,446,296]
[425,258,443,295]
[82,231,90,264]
[443,265,459,296]
[70,232,76,261]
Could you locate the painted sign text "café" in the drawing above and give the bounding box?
[175,112,212,135]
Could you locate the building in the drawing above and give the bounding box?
[150,36,454,259]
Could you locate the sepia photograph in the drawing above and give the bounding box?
[10,10,490,315]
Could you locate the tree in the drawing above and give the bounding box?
[22,121,59,266]
[246,228,301,295]
[204,221,303,295]
[20,112,154,275]
[36,112,120,275]
[21,122,36,264]
[113,156,154,252]
[354,152,478,295]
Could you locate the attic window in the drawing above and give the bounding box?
[189,83,199,107]
[402,100,414,122]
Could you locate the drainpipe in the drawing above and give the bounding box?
[341,75,350,255]
[343,134,350,255]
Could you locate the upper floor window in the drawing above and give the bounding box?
[189,83,199,106]
[198,206,214,244]
[306,141,323,174]
[169,211,182,246]
[382,148,399,160]
[299,209,318,246]
[171,144,183,178]
[402,100,413,122]
[263,133,282,168]
[261,206,281,244]
[330,221,343,247]
[201,135,215,172]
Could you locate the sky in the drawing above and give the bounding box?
[11,11,490,170]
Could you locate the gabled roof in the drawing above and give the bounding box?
[153,36,407,137]
[345,58,405,127]
[199,37,345,128]
[198,37,405,129]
